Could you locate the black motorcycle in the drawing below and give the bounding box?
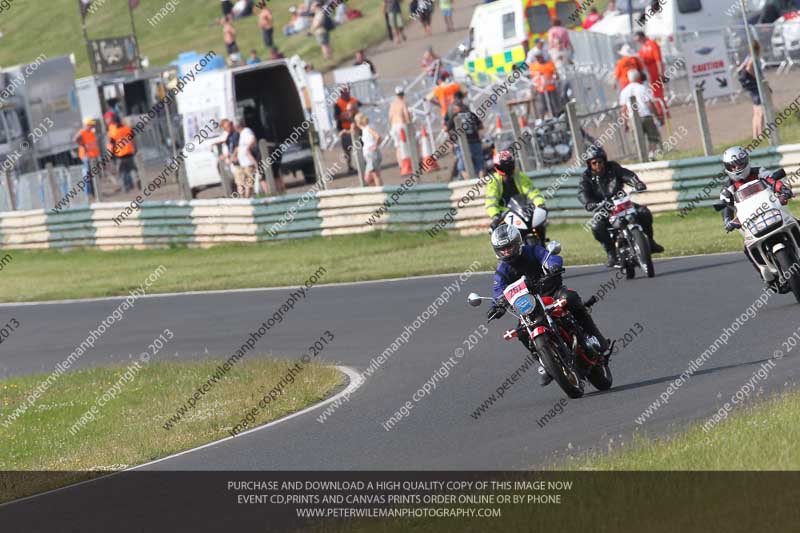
[605,190,654,279]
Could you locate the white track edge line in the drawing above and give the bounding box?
[0,251,741,308]
[0,365,363,508]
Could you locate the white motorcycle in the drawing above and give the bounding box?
[716,169,800,302]
[501,194,548,246]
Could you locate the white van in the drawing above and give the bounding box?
[589,0,764,39]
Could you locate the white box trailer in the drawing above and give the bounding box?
[0,55,82,171]
[176,56,321,196]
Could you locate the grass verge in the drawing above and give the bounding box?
[565,390,800,470]
[0,0,389,77]
[0,207,758,302]
[0,358,343,501]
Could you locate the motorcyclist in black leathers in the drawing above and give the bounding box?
[487,224,610,386]
[578,146,664,267]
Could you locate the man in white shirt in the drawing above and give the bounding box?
[234,119,258,198]
[525,38,549,64]
[619,70,662,159]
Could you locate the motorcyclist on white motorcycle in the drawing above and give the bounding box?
[487,224,610,386]
[719,146,794,282]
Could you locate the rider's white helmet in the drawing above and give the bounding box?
[722,146,751,182]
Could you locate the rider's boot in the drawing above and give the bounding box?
[604,243,619,268]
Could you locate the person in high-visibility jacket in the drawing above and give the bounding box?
[528,48,560,118]
[486,149,546,237]
[105,111,138,192]
[73,119,101,199]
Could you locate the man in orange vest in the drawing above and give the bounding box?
[73,119,101,199]
[529,48,560,118]
[614,44,645,90]
[105,112,139,192]
[635,31,666,121]
[426,71,462,122]
[333,85,360,174]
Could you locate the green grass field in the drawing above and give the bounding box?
[0,358,342,499]
[0,207,753,302]
[0,0,388,76]
[564,391,800,470]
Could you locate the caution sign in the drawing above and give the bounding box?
[685,34,733,99]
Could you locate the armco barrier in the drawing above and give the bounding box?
[1,144,799,250]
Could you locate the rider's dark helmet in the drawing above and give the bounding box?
[493,149,515,176]
[491,224,523,262]
[585,145,607,167]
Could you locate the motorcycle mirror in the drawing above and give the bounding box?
[546,240,562,255]
[467,293,483,307]
[712,202,726,212]
[773,168,787,180]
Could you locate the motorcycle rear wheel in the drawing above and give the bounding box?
[774,247,800,304]
[534,334,584,399]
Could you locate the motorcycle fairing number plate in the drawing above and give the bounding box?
[504,278,534,314]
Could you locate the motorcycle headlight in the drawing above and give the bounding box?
[743,209,782,237]
[543,146,556,158]
[555,144,571,157]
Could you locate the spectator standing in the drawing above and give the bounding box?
[412,0,434,36]
[635,31,665,120]
[258,4,281,57]
[421,46,440,78]
[334,86,360,174]
[614,44,645,90]
[605,0,618,14]
[547,18,573,68]
[222,15,241,63]
[440,0,455,32]
[737,40,764,140]
[310,2,332,61]
[445,91,484,179]
[528,48,559,118]
[582,7,602,29]
[355,113,383,186]
[233,119,258,198]
[105,113,138,193]
[619,70,662,160]
[73,119,100,200]
[525,37,549,64]
[247,49,261,64]
[388,86,412,170]
[221,0,234,18]
[354,50,376,75]
[385,0,407,43]
[216,119,242,197]
[427,71,462,122]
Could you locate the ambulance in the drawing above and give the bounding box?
[464,0,584,82]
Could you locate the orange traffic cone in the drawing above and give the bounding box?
[397,125,414,176]
[495,115,503,131]
[419,126,439,173]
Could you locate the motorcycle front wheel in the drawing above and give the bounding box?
[534,333,584,399]
[587,364,613,391]
[774,247,800,304]
[631,227,655,278]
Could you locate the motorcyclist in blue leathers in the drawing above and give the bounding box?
[487,224,609,386]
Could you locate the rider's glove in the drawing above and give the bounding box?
[777,185,794,204]
[585,202,598,212]
[634,181,647,192]
[490,214,503,230]
[725,220,741,232]
[487,304,506,321]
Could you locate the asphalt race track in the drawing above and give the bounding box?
[4,252,800,471]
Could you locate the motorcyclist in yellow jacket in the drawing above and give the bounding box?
[486,149,546,231]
